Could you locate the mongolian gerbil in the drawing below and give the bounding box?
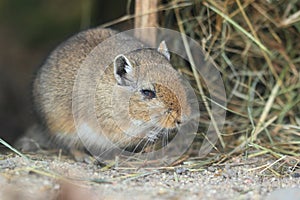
[32,27,191,154]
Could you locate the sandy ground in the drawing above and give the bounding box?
[0,152,300,200]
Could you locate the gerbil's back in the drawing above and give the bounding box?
[33,28,117,135]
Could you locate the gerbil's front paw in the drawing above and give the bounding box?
[69,149,94,163]
[69,149,107,166]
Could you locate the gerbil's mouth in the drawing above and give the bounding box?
[146,127,178,144]
[175,119,182,126]
[124,127,177,153]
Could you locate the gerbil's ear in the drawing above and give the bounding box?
[157,40,170,61]
[114,54,134,86]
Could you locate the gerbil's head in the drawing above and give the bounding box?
[111,41,191,145]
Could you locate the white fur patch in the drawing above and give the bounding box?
[77,123,114,150]
[125,64,132,73]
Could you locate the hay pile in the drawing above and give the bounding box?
[164,0,300,169]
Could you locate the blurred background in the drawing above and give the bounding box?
[0,0,130,143]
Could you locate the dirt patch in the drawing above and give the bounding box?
[0,153,299,200]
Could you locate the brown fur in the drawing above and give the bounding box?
[33,27,191,152]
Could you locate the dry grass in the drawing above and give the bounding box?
[164,0,300,173]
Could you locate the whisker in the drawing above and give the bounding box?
[94,105,182,162]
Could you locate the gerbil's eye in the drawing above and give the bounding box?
[140,89,156,99]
